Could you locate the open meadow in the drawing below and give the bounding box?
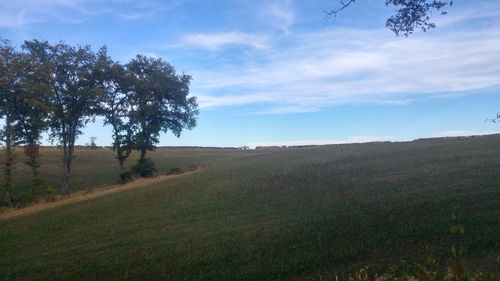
[1,135,499,280]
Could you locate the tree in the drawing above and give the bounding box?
[0,39,22,206]
[326,0,453,37]
[14,43,52,194]
[25,40,105,196]
[126,55,198,164]
[87,136,98,148]
[96,52,135,171]
[0,39,51,206]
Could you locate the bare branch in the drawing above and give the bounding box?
[486,113,500,123]
[324,0,356,22]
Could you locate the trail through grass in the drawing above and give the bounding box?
[0,166,204,220]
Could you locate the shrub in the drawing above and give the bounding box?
[14,191,34,208]
[44,186,56,202]
[120,170,136,183]
[131,158,157,178]
[168,167,182,175]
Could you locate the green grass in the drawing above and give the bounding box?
[1,136,499,280]
[3,147,235,192]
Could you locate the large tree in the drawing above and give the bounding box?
[25,40,105,196]
[14,43,52,193]
[326,0,453,37]
[0,39,22,206]
[126,55,198,162]
[0,39,51,206]
[96,50,134,171]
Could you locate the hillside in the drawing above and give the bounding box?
[1,135,500,280]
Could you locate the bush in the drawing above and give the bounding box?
[168,167,182,175]
[12,186,40,208]
[119,158,157,183]
[44,186,56,202]
[14,191,35,208]
[120,170,137,183]
[131,158,157,178]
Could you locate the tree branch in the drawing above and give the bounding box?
[324,0,452,36]
[324,0,356,22]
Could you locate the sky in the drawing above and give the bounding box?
[1,0,500,147]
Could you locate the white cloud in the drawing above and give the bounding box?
[0,0,186,29]
[0,10,27,29]
[261,0,295,34]
[0,0,92,28]
[196,93,275,108]
[191,8,500,113]
[180,32,269,50]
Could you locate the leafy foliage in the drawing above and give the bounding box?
[96,50,135,169]
[119,170,137,183]
[385,0,452,37]
[97,53,199,175]
[0,38,51,205]
[22,40,108,195]
[23,144,43,191]
[0,39,24,206]
[130,158,157,178]
[126,55,199,161]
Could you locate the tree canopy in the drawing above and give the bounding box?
[22,40,106,195]
[126,55,198,161]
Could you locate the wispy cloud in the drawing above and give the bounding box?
[0,0,186,29]
[0,10,27,29]
[261,0,295,34]
[196,93,275,108]
[0,0,88,28]
[190,7,500,113]
[179,32,269,50]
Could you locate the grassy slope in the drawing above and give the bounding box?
[1,136,500,280]
[3,147,230,192]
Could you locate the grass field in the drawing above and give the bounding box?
[1,135,500,280]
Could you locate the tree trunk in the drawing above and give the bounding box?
[60,145,74,196]
[118,157,125,171]
[116,147,132,171]
[112,127,124,171]
[140,147,147,161]
[24,143,42,191]
[61,130,75,196]
[30,144,41,189]
[61,143,70,196]
[3,115,14,207]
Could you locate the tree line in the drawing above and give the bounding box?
[0,38,199,207]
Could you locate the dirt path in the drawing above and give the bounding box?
[0,167,204,221]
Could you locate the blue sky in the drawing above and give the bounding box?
[1,0,500,147]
